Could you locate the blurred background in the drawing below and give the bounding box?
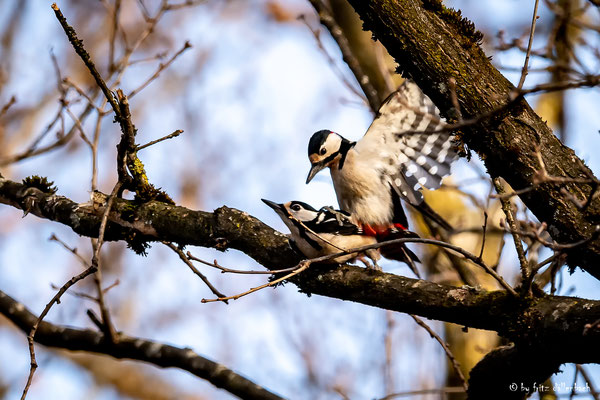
[0,0,599,399]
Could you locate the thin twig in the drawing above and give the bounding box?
[20,180,122,400]
[51,3,121,118]
[517,0,541,90]
[136,129,183,151]
[163,242,228,300]
[186,252,304,275]
[164,0,207,11]
[493,177,530,288]
[90,181,123,344]
[62,78,105,113]
[201,260,312,303]
[383,311,395,396]
[448,77,463,121]
[504,223,600,250]
[0,96,16,119]
[49,233,88,266]
[20,263,98,400]
[206,235,518,300]
[128,41,192,98]
[299,14,370,108]
[108,0,121,73]
[64,107,93,148]
[50,280,120,302]
[307,0,380,111]
[410,315,468,392]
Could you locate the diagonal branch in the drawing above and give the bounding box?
[2,175,600,363]
[0,290,285,400]
[344,0,600,280]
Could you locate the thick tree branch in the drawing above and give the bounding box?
[467,345,561,400]
[0,290,284,400]
[0,175,298,270]
[2,175,600,365]
[344,0,600,279]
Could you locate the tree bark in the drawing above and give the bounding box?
[344,0,600,280]
[2,175,600,367]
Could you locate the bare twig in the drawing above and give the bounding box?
[163,242,228,300]
[493,177,530,288]
[410,315,468,392]
[0,289,285,400]
[186,252,304,275]
[0,102,94,167]
[308,0,380,111]
[299,14,370,107]
[448,77,463,121]
[21,180,122,400]
[136,129,183,151]
[517,0,541,90]
[20,262,98,400]
[201,260,312,303]
[128,41,192,98]
[52,3,121,118]
[164,0,207,11]
[90,181,124,344]
[504,222,600,251]
[0,96,16,119]
[108,0,121,73]
[204,235,518,301]
[383,311,395,396]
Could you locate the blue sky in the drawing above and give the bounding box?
[0,0,599,399]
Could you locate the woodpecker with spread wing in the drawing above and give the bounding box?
[306,80,457,237]
[262,199,420,271]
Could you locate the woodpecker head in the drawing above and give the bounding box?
[262,199,319,231]
[306,130,345,184]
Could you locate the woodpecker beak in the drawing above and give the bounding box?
[261,198,284,212]
[306,162,325,184]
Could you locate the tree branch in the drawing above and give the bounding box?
[344,0,600,280]
[0,290,284,400]
[2,175,600,365]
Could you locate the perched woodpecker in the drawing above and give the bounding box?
[306,80,457,236]
[262,199,382,267]
[262,199,420,271]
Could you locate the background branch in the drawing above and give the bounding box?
[0,290,284,400]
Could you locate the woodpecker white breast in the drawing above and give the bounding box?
[261,199,380,267]
[306,80,457,232]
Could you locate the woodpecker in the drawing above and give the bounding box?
[306,80,456,236]
[262,199,420,271]
[262,198,381,267]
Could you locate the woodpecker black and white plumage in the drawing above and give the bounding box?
[262,199,382,267]
[262,199,420,271]
[306,80,457,236]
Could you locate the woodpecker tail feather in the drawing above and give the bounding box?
[411,200,452,232]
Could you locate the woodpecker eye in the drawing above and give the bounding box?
[291,204,301,211]
[320,148,327,155]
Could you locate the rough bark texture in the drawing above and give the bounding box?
[0,174,299,270]
[345,0,600,279]
[468,345,562,400]
[2,175,600,367]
